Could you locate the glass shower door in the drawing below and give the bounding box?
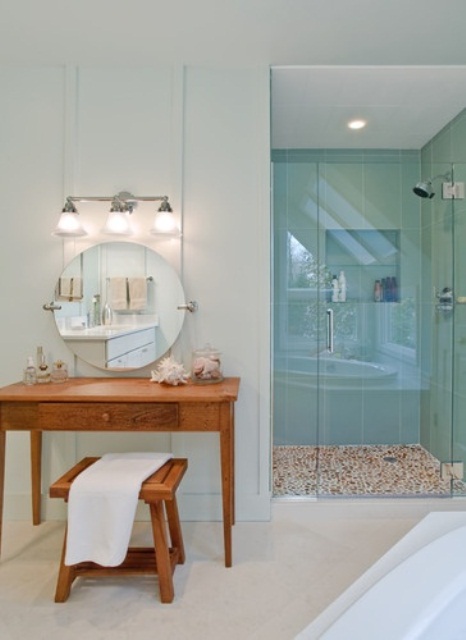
[314,157,416,497]
[452,180,466,495]
[418,162,466,498]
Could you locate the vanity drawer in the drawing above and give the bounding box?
[106,328,155,362]
[38,402,179,430]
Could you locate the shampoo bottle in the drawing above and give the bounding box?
[331,275,339,302]
[338,270,347,302]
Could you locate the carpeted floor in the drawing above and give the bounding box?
[273,444,466,497]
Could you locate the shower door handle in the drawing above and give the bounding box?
[326,308,334,353]
[435,286,454,313]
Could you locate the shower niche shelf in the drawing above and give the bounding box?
[325,229,400,303]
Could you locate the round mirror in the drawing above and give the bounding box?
[53,242,186,371]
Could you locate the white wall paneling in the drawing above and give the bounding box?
[1,64,272,522]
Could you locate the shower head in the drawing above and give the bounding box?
[412,171,452,199]
[413,180,434,198]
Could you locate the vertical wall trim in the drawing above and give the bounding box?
[257,66,272,506]
[63,65,80,267]
[171,65,186,278]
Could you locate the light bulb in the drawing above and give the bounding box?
[53,211,88,237]
[150,210,179,235]
[102,211,133,236]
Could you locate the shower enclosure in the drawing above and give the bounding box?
[271,80,466,497]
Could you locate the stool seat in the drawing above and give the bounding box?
[50,456,187,604]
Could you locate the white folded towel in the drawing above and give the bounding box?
[57,277,83,301]
[128,277,147,310]
[108,277,128,310]
[65,452,173,567]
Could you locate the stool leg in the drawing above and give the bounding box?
[55,526,76,603]
[165,497,185,564]
[149,501,174,603]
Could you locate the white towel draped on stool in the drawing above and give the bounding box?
[65,452,173,567]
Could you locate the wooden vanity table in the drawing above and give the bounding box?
[0,377,240,567]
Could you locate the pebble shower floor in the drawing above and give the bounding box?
[273,444,466,497]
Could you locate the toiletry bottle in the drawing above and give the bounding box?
[381,278,386,302]
[51,360,68,383]
[23,356,37,385]
[385,277,395,302]
[36,346,51,383]
[331,275,339,302]
[391,276,398,302]
[102,302,113,326]
[93,294,101,326]
[374,280,382,302]
[338,270,347,302]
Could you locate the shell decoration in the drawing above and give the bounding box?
[150,356,189,386]
[192,355,223,382]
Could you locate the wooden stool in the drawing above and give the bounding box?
[49,456,187,604]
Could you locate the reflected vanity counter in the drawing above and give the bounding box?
[60,321,158,369]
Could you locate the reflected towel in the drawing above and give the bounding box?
[128,277,147,310]
[108,277,128,310]
[65,452,173,567]
[57,277,83,301]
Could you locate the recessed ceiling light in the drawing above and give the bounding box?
[348,119,367,130]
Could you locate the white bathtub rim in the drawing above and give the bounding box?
[318,526,466,639]
[296,511,466,640]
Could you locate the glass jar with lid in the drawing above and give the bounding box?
[191,344,223,384]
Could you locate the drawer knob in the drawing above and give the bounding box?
[101,412,110,422]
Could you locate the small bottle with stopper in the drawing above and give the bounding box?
[36,346,51,384]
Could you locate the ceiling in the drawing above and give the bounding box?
[271,66,466,150]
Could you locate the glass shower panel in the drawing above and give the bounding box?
[452,163,466,496]
[272,159,321,495]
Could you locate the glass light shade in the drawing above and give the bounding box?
[101,211,133,236]
[150,210,180,235]
[53,211,88,237]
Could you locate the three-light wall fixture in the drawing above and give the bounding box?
[53,191,179,238]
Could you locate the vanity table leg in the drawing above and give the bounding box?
[219,402,235,568]
[30,431,42,525]
[0,431,5,555]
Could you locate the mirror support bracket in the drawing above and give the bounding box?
[43,301,62,312]
[177,301,198,313]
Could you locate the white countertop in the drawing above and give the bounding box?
[61,322,157,342]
